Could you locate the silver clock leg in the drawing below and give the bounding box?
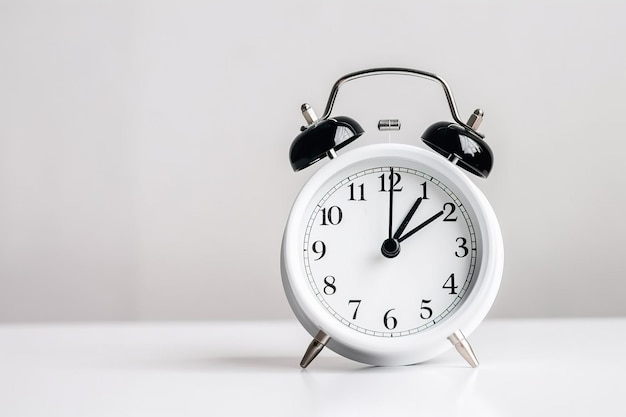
[300,330,330,368]
[448,330,479,368]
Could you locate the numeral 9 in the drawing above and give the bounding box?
[311,240,326,260]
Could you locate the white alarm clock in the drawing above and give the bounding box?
[281,68,504,368]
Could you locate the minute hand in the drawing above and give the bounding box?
[397,210,444,243]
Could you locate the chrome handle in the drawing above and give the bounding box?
[320,67,480,136]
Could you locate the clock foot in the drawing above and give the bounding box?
[447,330,479,368]
[300,330,330,368]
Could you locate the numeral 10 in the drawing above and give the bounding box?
[320,206,343,225]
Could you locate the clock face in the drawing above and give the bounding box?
[282,143,503,365]
[302,165,478,338]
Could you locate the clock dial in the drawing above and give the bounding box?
[303,166,477,337]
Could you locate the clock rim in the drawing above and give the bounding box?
[281,143,504,366]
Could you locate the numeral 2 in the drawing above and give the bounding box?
[443,202,457,222]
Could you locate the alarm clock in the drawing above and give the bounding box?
[280,68,504,368]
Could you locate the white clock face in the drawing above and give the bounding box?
[302,165,478,338]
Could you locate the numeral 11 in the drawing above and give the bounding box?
[348,183,365,201]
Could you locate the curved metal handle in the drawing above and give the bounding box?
[320,67,478,134]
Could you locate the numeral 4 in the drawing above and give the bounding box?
[443,273,458,295]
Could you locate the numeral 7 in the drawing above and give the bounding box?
[348,299,361,320]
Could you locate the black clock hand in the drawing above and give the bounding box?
[393,197,423,240]
[381,168,401,258]
[397,210,445,243]
[388,167,394,240]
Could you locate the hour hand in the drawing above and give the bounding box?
[393,197,423,240]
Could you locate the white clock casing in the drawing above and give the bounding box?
[281,143,503,366]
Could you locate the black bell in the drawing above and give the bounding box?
[289,116,364,171]
[422,122,494,178]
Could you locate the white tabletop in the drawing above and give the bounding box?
[0,318,623,417]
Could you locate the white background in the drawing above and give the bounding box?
[1,0,625,322]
